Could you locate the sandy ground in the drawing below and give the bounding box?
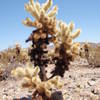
[0,58,100,100]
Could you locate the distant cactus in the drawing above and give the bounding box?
[0,44,30,65]
[80,43,100,67]
[0,65,3,80]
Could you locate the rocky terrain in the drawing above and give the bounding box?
[0,43,100,100]
[0,57,100,100]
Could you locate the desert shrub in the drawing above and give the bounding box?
[0,44,30,65]
[0,44,30,81]
[0,64,3,80]
[80,43,100,67]
[0,63,8,81]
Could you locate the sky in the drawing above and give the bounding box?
[0,0,100,50]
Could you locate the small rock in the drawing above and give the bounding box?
[3,95,7,100]
[87,80,96,86]
[3,93,8,96]
[91,78,96,81]
[91,88,100,95]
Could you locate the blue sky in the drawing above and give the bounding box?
[0,0,100,50]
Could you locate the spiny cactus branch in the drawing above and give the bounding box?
[50,44,73,78]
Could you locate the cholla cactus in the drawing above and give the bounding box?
[23,0,58,35]
[14,43,21,55]
[17,0,81,99]
[13,44,30,63]
[22,0,81,79]
[50,21,81,77]
[80,43,100,67]
[0,63,4,81]
[11,63,40,87]
[0,43,30,65]
[79,43,90,58]
[56,21,80,55]
[11,63,62,99]
[24,0,58,81]
[19,48,30,63]
[0,64,2,76]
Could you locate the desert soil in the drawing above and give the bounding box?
[0,58,100,100]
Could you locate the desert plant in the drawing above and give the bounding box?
[0,44,30,65]
[11,63,62,100]
[80,43,100,67]
[24,0,58,81]
[0,63,6,81]
[24,0,81,79]
[0,64,3,78]
[0,44,31,81]
[50,21,80,77]
[12,0,81,99]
